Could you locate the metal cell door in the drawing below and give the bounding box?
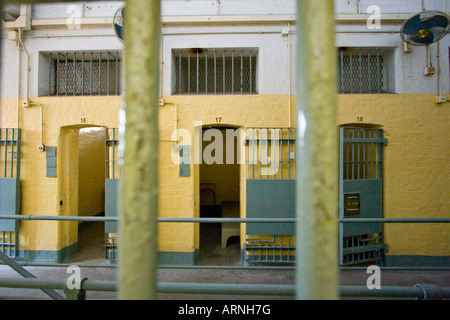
[244,127,296,264]
[0,128,21,257]
[105,128,119,260]
[339,127,387,265]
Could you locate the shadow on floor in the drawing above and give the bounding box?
[197,205,242,266]
[198,223,241,266]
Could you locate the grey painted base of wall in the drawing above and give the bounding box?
[384,255,450,267]
[158,250,199,266]
[13,246,448,268]
[16,242,78,263]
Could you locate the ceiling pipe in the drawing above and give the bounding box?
[2,14,414,30]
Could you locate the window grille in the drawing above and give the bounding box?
[338,48,392,94]
[173,48,258,95]
[46,51,122,96]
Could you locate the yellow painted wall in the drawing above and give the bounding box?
[0,93,448,258]
[0,97,120,252]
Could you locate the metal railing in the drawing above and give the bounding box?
[0,276,449,300]
[0,214,449,300]
[2,215,449,224]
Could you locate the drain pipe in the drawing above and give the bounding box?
[435,40,446,104]
[296,0,338,300]
[18,27,45,149]
[119,0,161,300]
[437,41,442,97]
[16,28,22,128]
[287,23,292,127]
[11,4,32,129]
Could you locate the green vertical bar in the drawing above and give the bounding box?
[339,127,344,265]
[296,0,338,300]
[105,128,108,179]
[119,0,161,300]
[112,129,115,179]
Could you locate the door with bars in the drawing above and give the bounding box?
[0,128,21,257]
[339,127,387,265]
[105,128,119,260]
[244,128,296,264]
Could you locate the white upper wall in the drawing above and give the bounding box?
[1,0,449,98]
[29,0,448,18]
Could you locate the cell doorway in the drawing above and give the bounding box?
[58,125,106,263]
[198,126,242,265]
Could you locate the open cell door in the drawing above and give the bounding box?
[339,127,387,265]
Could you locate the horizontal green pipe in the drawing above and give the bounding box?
[2,262,449,271]
[0,215,449,224]
[340,218,450,223]
[157,282,294,296]
[0,277,67,290]
[1,277,450,299]
[0,215,117,222]
[340,286,423,298]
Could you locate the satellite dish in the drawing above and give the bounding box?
[400,11,449,46]
[113,5,125,43]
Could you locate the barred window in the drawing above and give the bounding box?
[41,51,122,96]
[173,48,258,95]
[337,48,393,94]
